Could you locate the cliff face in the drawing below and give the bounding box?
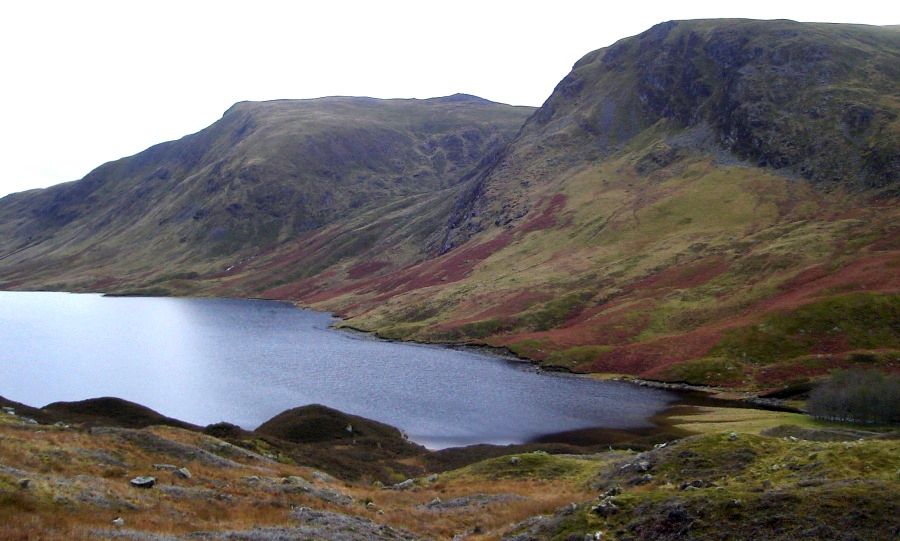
[441,20,900,250]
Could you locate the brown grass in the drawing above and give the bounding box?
[0,415,597,540]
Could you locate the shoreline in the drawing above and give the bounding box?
[0,289,818,404]
[329,313,801,411]
[1,289,808,450]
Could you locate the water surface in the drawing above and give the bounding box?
[0,292,675,448]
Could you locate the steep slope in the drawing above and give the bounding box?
[442,19,899,250]
[0,95,533,292]
[294,20,900,390]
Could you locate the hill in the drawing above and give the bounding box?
[1,20,898,392]
[0,95,533,293]
[294,20,900,391]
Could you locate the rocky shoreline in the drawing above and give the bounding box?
[331,316,803,413]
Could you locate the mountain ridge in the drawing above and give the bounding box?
[0,94,533,290]
[292,19,899,390]
[1,19,898,392]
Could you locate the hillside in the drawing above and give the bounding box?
[1,19,899,392]
[0,95,533,292]
[1,396,897,540]
[291,20,900,391]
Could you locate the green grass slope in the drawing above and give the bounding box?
[296,20,900,391]
[0,95,533,292]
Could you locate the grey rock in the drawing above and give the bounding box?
[679,479,711,490]
[91,427,241,468]
[391,479,415,490]
[157,484,224,501]
[311,470,333,483]
[152,464,178,471]
[0,464,33,478]
[279,475,353,505]
[129,476,156,489]
[591,498,619,517]
[600,485,621,498]
[89,529,179,540]
[631,473,653,486]
[198,438,273,464]
[174,467,191,479]
[503,514,560,541]
[18,478,31,489]
[418,493,525,511]
[509,456,520,465]
[282,476,309,486]
[271,507,421,540]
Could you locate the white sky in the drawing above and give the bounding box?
[0,0,897,197]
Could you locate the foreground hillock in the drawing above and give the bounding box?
[505,431,899,540]
[1,395,897,540]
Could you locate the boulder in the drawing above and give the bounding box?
[311,470,333,483]
[592,498,619,517]
[391,479,415,490]
[600,485,621,498]
[129,476,156,489]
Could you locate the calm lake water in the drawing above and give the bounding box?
[0,291,676,448]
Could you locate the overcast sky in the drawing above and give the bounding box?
[0,1,897,197]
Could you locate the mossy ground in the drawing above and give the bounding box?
[503,426,900,540]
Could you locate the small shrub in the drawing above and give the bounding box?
[807,369,900,424]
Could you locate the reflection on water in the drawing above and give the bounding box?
[0,292,675,448]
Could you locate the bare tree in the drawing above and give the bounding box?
[807,368,900,424]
